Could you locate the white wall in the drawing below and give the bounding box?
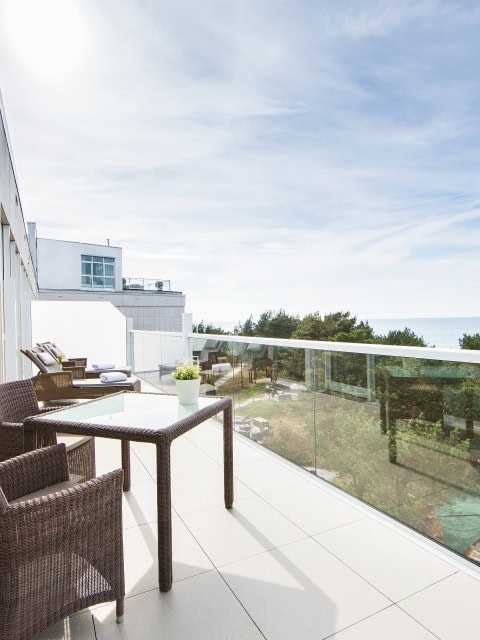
[0,91,38,382]
[37,238,122,291]
[31,301,128,367]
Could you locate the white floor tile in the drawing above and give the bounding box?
[262,482,366,534]
[36,611,96,640]
[123,516,214,596]
[221,537,390,640]
[234,456,307,494]
[315,518,456,601]
[121,479,158,529]
[93,571,264,640]
[328,605,438,639]
[95,437,155,485]
[182,495,307,567]
[399,572,480,640]
[171,466,254,514]
[185,423,267,464]
[171,437,222,478]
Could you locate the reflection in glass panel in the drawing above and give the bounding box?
[315,352,480,562]
[93,262,104,276]
[142,334,480,563]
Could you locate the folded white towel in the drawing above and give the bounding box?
[92,362,116,370]
[212,363,232,373]
[100,372,128,383]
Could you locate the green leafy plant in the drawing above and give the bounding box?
[172,361,201,380]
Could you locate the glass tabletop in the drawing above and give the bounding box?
[39,392,224,430]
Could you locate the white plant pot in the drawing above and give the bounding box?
[175,378,200,405]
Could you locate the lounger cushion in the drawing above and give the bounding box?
[38,353,57,366]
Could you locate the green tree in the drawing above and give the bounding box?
[234,315,256,336]
[193,320,226,334]
[293,311,366,341]
[460,333,480,350]
[254,309,300,338]
[335,322,376,343]
[376,328,427,347]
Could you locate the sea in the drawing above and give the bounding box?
[365,317,480,349]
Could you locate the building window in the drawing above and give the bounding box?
[81,255,115,289]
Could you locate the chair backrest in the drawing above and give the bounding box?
[21,348,63,374]
[38,342,65,359]
[0,379,40,423]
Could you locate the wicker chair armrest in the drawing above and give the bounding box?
[0,420,22,431]
[2,469,124,556]
[0,444,69,501]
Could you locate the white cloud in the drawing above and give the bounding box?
[1,0,479,325]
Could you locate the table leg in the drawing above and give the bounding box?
[156,440,172,591]
[23,423,37,452]
[121,440,131,491]
[223,403,233,509]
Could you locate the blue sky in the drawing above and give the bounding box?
[1,0,479,327]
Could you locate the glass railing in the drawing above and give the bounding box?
[130,330,183,389]
[122,277,171,292]
[133,331,480,566]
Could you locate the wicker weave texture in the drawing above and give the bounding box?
[0,380,95,481]
[0,445,124,640]
[27,392,234,592]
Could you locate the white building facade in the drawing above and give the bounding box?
[0,92,38,382]
[32,232,185,332]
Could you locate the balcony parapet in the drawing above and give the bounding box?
[122,277,171,292]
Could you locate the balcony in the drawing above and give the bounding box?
[19,314,478,639]
[37,376,479,639]
[132,330,480,567]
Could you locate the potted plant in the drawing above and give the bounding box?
[172,361,201,404]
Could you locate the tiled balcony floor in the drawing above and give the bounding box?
[37,406,480,639]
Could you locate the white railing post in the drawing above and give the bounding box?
[182,313,193,362]
[126,317,134,368]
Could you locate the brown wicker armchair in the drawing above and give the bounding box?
[0,379,95,481]
[0,444,124,640]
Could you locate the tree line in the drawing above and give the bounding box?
[193,310,480,348]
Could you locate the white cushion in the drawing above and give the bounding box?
[38,352,57,366]
[10,480,79,504]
